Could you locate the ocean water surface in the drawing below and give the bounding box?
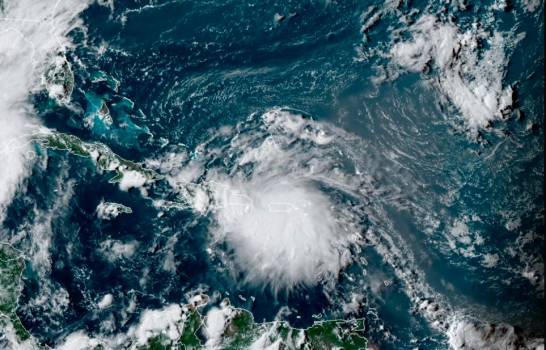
[0,0,544,349]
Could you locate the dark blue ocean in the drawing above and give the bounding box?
[1,0,543,348]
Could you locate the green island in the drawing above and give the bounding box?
[96,201,133,220]
[35,131,162,184]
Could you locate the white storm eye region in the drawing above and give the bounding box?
[210,176,352,293]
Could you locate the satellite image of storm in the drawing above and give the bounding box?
[0,0,544,349]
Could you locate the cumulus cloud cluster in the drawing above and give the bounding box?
[389,15,519,131]
[0,0,91,218]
